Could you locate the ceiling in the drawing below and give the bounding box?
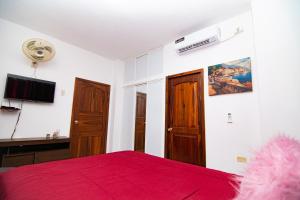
[0,0,251,59]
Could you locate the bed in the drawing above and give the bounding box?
[0,151,238,200]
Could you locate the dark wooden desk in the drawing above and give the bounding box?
[0,137,70,167]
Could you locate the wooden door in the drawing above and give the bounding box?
[70,78,110,157]
[134,92,147,152]
[165,69,206,166]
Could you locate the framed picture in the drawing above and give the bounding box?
[208,57,253,96]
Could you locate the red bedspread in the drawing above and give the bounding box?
[0,151,237,200]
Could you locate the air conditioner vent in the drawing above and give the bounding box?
[175,28,220,54]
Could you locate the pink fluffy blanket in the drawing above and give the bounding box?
[235,135,300,200]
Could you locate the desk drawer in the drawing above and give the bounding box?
[2,153,35,167]
[35,149,71,163]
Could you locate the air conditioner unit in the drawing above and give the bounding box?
[175,27,221,54]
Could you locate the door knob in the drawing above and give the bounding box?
[74,120,79,124]
[168,127,173,132]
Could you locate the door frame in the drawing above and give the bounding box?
[164,69,206,166]
[69,77,111,156]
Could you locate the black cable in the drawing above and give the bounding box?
[10,101,23,139]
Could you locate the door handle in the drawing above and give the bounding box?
[74,120,79,124]
[167,127,173,132]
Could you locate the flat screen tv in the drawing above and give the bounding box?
[4,74,56,103]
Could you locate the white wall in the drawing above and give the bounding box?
[251,0,300,141]
[162,11,261,174]
[121,87,136,150]
[145,80,165,156]
[121,4,300,174]
[122,11,261,174]
[0,19,125,152]
[107,60,125,152]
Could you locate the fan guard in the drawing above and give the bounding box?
[22,38,55,65]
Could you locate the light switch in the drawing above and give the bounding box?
[227,113,233,123]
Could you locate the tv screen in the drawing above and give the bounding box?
[4,74,56,103]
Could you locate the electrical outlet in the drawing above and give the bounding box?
[236,156,247,163]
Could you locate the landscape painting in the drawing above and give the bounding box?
[208,57,253,96]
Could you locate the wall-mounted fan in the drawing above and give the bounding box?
[22,38,55,66]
